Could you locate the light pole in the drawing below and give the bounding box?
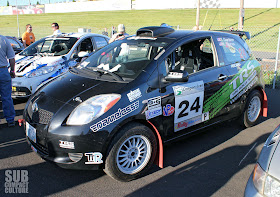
[16,0,20,38]
[238,0,244,30]
[196,0,200,30]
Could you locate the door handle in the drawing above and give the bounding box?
[218,75,227,81]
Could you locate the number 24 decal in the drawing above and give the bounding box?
[178,97,201,118]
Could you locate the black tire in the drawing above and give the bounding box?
[104,122,157,182]
[241,90,262,128]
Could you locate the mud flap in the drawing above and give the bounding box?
[147,120,163,168]
[261,89,268,117]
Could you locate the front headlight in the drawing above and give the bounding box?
[66,94,121,125]
[252,163,280,196]
[264,175,280,196]
[253,163,266,194]
[27,65,57,78]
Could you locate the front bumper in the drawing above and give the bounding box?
[12,86,32,98]
[12,76,37,98]
[25,135,102,170]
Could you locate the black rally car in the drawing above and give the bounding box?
[23,26,267,181]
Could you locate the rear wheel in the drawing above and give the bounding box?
[104,123,157,182]
[242,90,262,128]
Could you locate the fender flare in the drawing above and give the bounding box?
[147,120,164,168]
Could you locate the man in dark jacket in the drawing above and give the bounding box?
[0,35,16,127]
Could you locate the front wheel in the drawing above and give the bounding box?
[242,90,262,128]
[104,123,157,182]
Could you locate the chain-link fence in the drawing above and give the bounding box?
[2,24,279,87]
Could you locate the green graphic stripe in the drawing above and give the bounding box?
[203,59,260,119]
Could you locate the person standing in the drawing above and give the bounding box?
[109,24,129,43]
[51,23,62,35]
[0,35,16,127]
[110,26,116,38]
[22,24,35,48]
[102,28,109,37]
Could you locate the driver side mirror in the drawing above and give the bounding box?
[164,70,189,82]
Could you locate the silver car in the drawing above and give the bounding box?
[245,124,280,197]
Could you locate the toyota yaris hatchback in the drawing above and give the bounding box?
[12,33,109,98]
[23,26,267,181]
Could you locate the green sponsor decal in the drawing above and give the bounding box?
[203,59,261,119]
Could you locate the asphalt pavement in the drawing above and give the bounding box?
[0,88,280,197]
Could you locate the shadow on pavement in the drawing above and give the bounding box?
[0,162,105,196]
[126,133,269,197]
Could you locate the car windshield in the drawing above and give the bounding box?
[77,37,171,80]
[19,37,78,56]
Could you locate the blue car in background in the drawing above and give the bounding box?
[12,33,109,98]
[6,36,25,54]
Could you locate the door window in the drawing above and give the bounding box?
[93,37,108,50]
[216,36,249,65]
[71,38,94,58]
[161,37,216,77]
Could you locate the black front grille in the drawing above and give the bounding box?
[27,103,53,125]
[28,138,49,156]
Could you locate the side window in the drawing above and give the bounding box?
[80,38,94,53]
[161,37,215,76]
[71,38,93,58]
[93,37,108,50]
[216,36,249,65]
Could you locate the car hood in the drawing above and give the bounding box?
[268,140,280,180]
[36,70,127,104]
[15,55,64,77]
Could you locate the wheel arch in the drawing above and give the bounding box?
[103,118,164,169]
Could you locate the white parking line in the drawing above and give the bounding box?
[239,142,257,166]
[0,138,26,148]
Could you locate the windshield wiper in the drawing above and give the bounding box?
[90,67,124,81]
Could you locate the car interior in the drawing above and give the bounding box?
[168,38,215,74]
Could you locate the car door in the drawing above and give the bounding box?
[212,34,253,118]
[158,35,231,140]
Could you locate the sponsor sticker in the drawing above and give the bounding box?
[145,96,162,119]
[202,112,209,122]
[145,108,162,120]
[59,140,75,149]
[173,81,204,96]
[84,152,103,164]
[231,63,241,68]
[90,101,139,132]
[147,96,161,110]
[163,104,175,116]
[127,88,142,102]
[174,115,202,132]
[168,72,183,78]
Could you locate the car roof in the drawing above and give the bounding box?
[136,26,249,40]
[45,32,109,39]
